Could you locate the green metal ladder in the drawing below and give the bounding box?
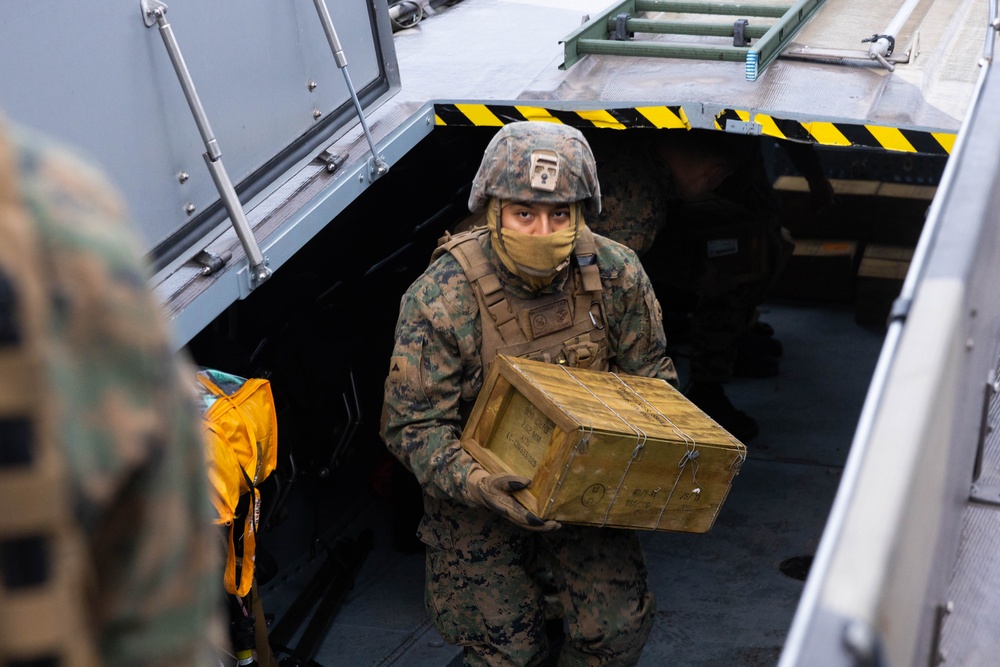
[561,0,827,81]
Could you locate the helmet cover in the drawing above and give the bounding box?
[468,122,601,214]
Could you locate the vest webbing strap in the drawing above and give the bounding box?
[0,120,98,665]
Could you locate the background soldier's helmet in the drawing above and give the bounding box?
[468,122,601,214]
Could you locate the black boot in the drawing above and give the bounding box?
[747,321,784,357]
[687,382,759,442]
[733,328,782,378]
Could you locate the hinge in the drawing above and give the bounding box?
[193,250,232,277]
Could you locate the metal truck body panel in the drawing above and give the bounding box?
[0,0,398,269]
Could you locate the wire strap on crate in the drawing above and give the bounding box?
[611,373,706,529]
[550,421,594,512]
[556,366,650,526]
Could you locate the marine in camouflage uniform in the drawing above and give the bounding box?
[383,122,675,666]
[585,134,678,258]
[588,130,792,442]
[0,115,224,666]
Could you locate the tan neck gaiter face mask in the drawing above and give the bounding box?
[487,198,581,291]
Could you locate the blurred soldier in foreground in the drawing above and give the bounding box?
[382,121,676,665]
[0,114,224,666]
[590,129,831,441]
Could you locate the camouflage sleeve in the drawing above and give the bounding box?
[13,125,225,666]
[382,254,484,502]
[594,233,678,386]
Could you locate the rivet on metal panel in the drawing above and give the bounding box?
[966,338,975,350]
[308,81,318,91]
[184,202,196,215]
[313,108,322,120]
[178,171,189,184]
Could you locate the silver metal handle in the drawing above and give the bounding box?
[140,0,271,288]
[313,0,388,177]
[985,0,999,63]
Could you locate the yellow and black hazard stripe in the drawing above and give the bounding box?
[434,103,690,130]
[715,109,955,155]
[432,103,955,156]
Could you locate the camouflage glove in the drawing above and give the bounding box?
[464,463,560,532]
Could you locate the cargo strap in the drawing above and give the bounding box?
[0,119,99,665]
[438,227,609,371]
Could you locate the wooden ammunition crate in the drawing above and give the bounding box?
[772,239,858,302]
[461,355,746,533]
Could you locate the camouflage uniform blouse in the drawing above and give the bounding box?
[0,118,223,666]
[383,229,677,501]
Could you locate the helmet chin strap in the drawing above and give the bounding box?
[492,198,509,252]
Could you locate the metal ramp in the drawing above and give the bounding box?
[561,0,827,81]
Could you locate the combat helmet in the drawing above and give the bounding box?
[468,122,601,214]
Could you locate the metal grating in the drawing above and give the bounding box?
[938,352,1000,664]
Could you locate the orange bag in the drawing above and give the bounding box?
[197,369,278,597]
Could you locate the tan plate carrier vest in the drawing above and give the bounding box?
[436,227,611,372]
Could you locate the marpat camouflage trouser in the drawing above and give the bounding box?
[418,496,655,666]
